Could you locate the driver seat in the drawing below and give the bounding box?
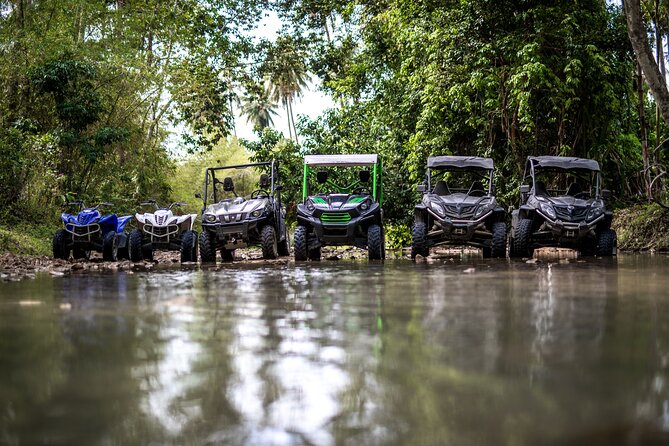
[433,181,450,196]
[259,174,270,189]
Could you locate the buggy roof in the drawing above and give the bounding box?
[428,156,493,170]
[528,156,600,171]
[304,154,378,167]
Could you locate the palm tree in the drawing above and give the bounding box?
[264,36,310,144]
[240,83,279,131]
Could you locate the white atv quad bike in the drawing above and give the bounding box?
[128,200,198,262]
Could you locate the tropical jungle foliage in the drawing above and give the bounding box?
[2,0,669,239]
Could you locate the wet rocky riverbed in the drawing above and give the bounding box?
[1,254,669,445]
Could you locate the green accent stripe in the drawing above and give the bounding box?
[302,164,308,202]
[347,196,365,203]
[312,197,327,204]
[320,212,351,223]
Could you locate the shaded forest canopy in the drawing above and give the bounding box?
[0,0,666,227]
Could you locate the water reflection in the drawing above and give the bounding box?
[0,257,668,445]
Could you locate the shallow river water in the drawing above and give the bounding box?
[1,255,669,445]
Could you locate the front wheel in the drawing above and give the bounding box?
[294,225,308,261]
[490,221,507,258]
[261,225,278,260]
[102,231,118,261]
[199,231,217,263]
[53,229,70,260]
[596,228,617,256]
[368,224,384,260]
[180,230,197,263]
[510,219,533,258]
[72,248,90,260]
[411,222,428,259]
[129,229,143,262]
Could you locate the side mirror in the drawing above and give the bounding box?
[601,189,611,199]
[416,184,426,193]
[520,185,530,194]
[195,193,202,199]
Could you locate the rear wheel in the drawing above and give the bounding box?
[294,225,308,261]
[490,222,507,258]
[129,229,143,262]
[411,222,428,259]
[511,218,533,258]
[102,231,118,261]
[180,230,197,262]
[52,229,70,260]
[261,225,279,260]
[199,231,217,263]
[117,234,129,260]
[596,228,617,256]
[368,224,384,260]
[278,226,290,256]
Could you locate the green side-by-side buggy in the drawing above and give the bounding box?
[53,152,617,263]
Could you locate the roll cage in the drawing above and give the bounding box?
[202,161,279,209]
[301,154,383,204]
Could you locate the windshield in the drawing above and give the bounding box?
[207,167,264,203]
[529,169,599,198]
[429,169,492,195]
[306,166,374,196]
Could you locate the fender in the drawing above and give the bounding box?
[413,205,427,223]
[61,213,77,225]
[174,214,197,230]
[135,213,148,224]
[99,214,118,234]
[117,215,133,232]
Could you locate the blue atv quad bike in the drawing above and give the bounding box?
[52,201,132,261]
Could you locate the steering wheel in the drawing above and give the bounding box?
[250,189,270,199]
[351,187,370,195]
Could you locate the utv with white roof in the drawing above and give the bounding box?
[509,156,616,257]
[411,156,506,258]
[294,154,384,260]
[199,161,289,262]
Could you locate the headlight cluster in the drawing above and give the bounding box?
[251,209,263,218]
[205,214,217,223]
[539,203,556,220]
[586,206,603,221]
[306,201,315,212]
[431,203,445,217]
[474,205,490,218]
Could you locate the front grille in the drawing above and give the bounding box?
[145,224,178,241]
[320,212,351,224]
[445,205,475,218]
[67,223,100,240]
[554,206,587,221]
[219,213,245,223]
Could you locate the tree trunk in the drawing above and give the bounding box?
[288,98,299,145]
[625,0,669,127]
[637,62,652,199]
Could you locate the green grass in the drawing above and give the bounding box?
[0,223,58,256]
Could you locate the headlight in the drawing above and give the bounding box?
[251,210,262,218]
[360,201,369,211]
[431,203,445,217]
[474,206,489,218]
[205,214,217,223]
[539,203,556,220]
[306,201,315,212]
[586,207,603,221]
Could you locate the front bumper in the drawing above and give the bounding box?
[426,209,492,246]
[202,217,265,246]
[297,212,377,246]
[534,212,604,244]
